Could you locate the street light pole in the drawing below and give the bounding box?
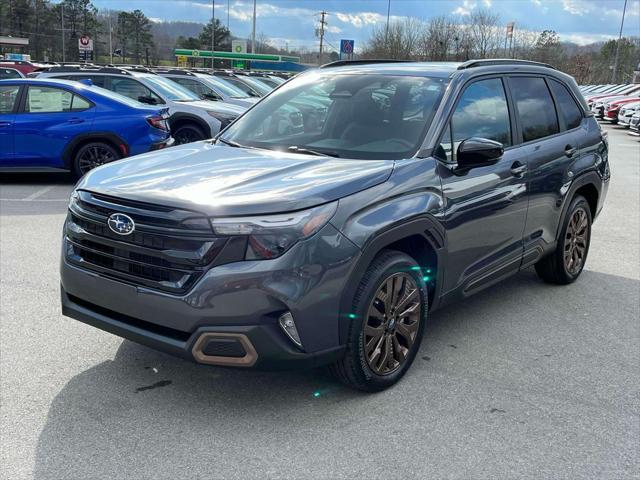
[108,11,113,64]
[385,0,391,43]
[211,0,215,69]
[611,0,628,83]
[251,0,257,54]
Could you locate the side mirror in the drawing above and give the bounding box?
[138,95,158,105]
[457,137,504,167]
[202,92,221,101]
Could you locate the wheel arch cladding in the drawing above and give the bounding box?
[337,216,445,345]
[169,113,211,138]
[63,133,126,169]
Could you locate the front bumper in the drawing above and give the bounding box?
[60,222,359,370]
[61,288,345,370]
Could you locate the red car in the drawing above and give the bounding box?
[603,95,640,122]
[586,84,640,108]
[0,60,46,75]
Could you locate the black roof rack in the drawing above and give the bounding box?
[457,59,555,70]
[119,65,155,74]
[45,66,134,75]
[320,59,412,69]
[158,69,196,76]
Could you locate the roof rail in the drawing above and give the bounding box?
[119,66,155,74]
[457,59,555,70]
[46,66,134,75]
[156,69,195,76]
[320,59,412,69]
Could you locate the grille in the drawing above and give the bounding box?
[65,191,227,294]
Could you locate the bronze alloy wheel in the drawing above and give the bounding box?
[564,207,589,275]
[363,272,422,376]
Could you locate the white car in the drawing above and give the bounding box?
[155,70,259,109]
[618,101,640,128]
[37,66,246,144]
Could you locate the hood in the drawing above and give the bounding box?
[183,100,246,115]
[77,142,394,216]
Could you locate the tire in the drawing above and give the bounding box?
[535,195,592,284]
[173,124,206,145]
[73,141,120,178]
[329,250,428,392]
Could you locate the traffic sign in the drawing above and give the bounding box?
[78,35,93,51]
[232,40,247,54]
[340,39,354,55]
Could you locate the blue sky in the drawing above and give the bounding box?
[88,0,640,51]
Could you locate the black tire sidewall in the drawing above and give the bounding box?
[73,142,120,178]
[348,251,428,390]
[173,124,205,144]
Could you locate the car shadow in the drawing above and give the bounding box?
[32,268,639,479]
[0,172,76,185]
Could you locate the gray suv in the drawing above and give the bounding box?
[60,60,610,391]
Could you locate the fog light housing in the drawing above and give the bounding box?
[278,312,302,349]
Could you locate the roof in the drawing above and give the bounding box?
[0,78,89,89]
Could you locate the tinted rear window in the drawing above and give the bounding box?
[510,77,559,142]
[548,79,583,130]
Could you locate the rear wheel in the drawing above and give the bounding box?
[173,124,206,145]
[73,142,120,178]
[535,195,592,284]
[329,250,428,392]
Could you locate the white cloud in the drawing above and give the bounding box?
[483,0,493,7]
[334,12,386,28]
[562,0,590,16]
[560,32,615,45]
[452,0,477,16]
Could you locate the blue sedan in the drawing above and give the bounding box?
[0,78,172,177]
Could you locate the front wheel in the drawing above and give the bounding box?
[535,195,592,284]
[73,142,120,178]
[173,124,206,145]
[329,250,428,392]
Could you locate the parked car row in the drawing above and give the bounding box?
[579,82,640,136]
[0,64,293,176]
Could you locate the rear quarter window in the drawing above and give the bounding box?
[509,77,559,142]
[548,79,583,130]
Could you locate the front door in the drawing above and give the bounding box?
[435,77,529,296]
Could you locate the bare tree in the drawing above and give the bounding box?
[467,9,501,58]
[419,16,459,61]
[362,18,423,60]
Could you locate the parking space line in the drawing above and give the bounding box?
[23,185,57,201]
[0,198,68,202]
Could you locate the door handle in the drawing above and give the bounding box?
[510,161,527,177]
[565,145,577,157]
[67,118,85,124]
[0,121,11,128]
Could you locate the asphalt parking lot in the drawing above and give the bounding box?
[1,125,638,480]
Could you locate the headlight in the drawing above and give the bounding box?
[68,190,79,210]
[210,201,337,260]
[207,111,238,129]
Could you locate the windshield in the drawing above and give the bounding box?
[141,75,200,101]
[241,76,273,95]
[221,72,447,160]
[200,75,250,98]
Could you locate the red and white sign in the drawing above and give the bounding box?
[78,35,93,51]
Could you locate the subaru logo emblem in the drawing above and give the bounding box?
[108,213,135,235]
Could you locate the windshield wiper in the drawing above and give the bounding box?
[287,146,340,157]
[216,137,246,148]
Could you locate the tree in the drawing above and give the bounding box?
[533,30,564,66]
[56,0,100,61]
[198,18,231,52]
[420,16,459,61]
[128,10,153,64]
[467,9,501,58]
[362,18,423,60]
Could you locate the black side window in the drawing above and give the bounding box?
[510,77,559,142]
[437,78,511,163]
[548,79,583,130]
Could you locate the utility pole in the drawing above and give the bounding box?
[108,11,113,64]
[211,0,215,69]
[227,0,230,29]
[61,3,65,62]
[251,0,257,53]
[385,0,391,42]
[317,10,327,66]
[611,0,628,83]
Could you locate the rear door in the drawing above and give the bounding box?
[13,85,96,168]
[0,84,21,166]
[507,76,582,264]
